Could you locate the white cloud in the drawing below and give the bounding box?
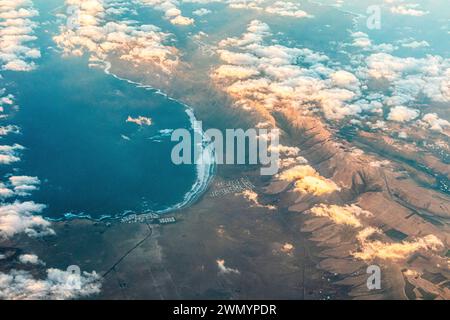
[0,144,24,165]
[217,50,259,65]
[277,165,340,196]
[240,189,276,210]
[420,113,450,132]
[387,105,419,122]
[0,201,54,239]
[264,1,311,18]
[9,176,40,187]
[218,20,271,47]
[214,64,259,80]
[0,267,101,300]
[213,20,370,121]
[353,227,443,261]
[364,53,450,106]
[18,254,44,265]
[0,125,20,136]
[216,259,240,275]
[224,0,312,18]
[139,0,194,25]
[350,31,372,49]
[0,183,15,199]
[310,204,372,228]
[0,91,15,107]
[183,0,312,19]
[294,175,340,196]
[213,19,449,136]
[280,242,294,255]
[0,0,40,71]
[126,115,152,126]
[390,4,429,16]
[330,70,361,91]
[54,0,180,73]
[192,8,211,16]
[226,0,264,10]
[8,175,40,196]
[350,31,396,53]
[401,40,429,49]
[0,176,40,200]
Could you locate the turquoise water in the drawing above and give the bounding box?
[1,50,208,220]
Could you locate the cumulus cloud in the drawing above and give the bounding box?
[126,115,152,126]
[240,189,276,210]
[18,254,44,265]
[226,0,266,10]
[217,50,259,65]
[353,227,444,261]
[183,0,312,18]
[277,165,340,196]
[213,20,371,121]
[420,113,450,132]
[216,259,240,275]
[280,242,294,255]
[8,175,40,196]
[365,53,450,103]
[192,8,211,16]
[0,144,24,165]
[9,176,40,186]
[0,201,54,239]
[310,204,372,228]
[278,165,317,182]
[218,20,271,47]
[350,31,372,49]
[214,64,259,80]
[294,176,340,196]
[139,0,194,25]
[54,0,179,73]
[0,183,14,199]
[0,176,40,199]
[268,143,299,157]
[278,156,307,170]
[264,1,311,18]
[0,91,15,106]
[390,4,429,16]
[0,0,41,71]
[365,53,449,83]
[387,105,419,122]
[0,125,20,136]
[401,40,429,49]
[0,267,101,300]
[330,70,361,91]
[225,0,311,18]
[306,203,445,262]
[350,31,396,52]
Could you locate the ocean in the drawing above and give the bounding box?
[0,15,214,220]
